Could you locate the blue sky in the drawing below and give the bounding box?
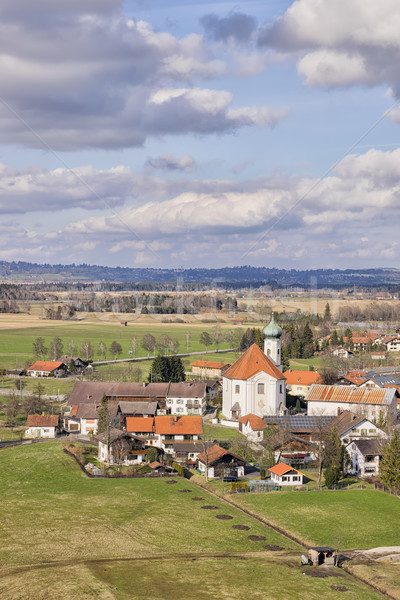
[1,0,400,270]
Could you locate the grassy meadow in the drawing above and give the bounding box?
[234,489,400,550]
[0,442,386,600]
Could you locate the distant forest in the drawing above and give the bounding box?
[1,260,400,289]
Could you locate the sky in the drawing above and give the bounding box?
[1,0,400,270]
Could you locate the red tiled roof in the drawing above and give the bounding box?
[238,413,266,431]
[154,416,203,435]
[27,361,65,372]
[306,384,395,405]
[27,414,59,427]
[126,417,155,433]
[223,344,285,381]
[70,405,78,417]
[268,462,304,476]
[283,370,322,386]
[190,360,230,369]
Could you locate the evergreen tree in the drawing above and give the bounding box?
[302,323,314,346]
[253,328,263,350]
[149,356,169,382]
[240,328,255,350]
[330,329,340,346]
[96,394,110,435]
[170,356,185,382]
[324,303,332,321]
[380,432,400,492]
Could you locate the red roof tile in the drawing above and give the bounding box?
[283,370,322,386]
[238,413,266,431]
[306,384,395,405]
[268,462,304,476]
[27,361,65,371]
[154,416,203,436]
[223,344,285,381]
[126,417,155,433]
[27,414,59,427]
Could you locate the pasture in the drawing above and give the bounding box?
[0,442,385,600]
[234,489,400,550]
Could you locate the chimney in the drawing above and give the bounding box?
[142,382,146,388]
[174,415,178,422]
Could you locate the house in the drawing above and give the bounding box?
[261,430,316,466]
[358,372,400,390]
[58,356,88,371]
[190,360,231,378]
[126,415,203,456]
[331,346,354,359]
[222,316,286,419]
[263,415,335,442]
[172,440,203,464]
[283,370,323,397]
[238,413,266,441]
[149,461,175,474]
[166,381,207,416]
[370,352,386,361]
[116,401,158,428]
[346,439,383,477]
[26,361,67,377]
[327,410,387,446]
[338,371,368,386]
[120,321,127,327]
[268,462,305,486]
[95,429,147,465]
[25,414,59,438]
[306,384,397,422]
[197,444,245,479]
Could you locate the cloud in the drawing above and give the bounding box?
[259,0,400,95]
[145,154,196,173]
[0,2,284,150]
[200,12,257,44]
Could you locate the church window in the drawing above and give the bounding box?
[235,384,240,393]
[279,384,282,394]
[267,349,271,356]
[257,383,264,394]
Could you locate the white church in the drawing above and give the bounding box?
[222,315,286,419]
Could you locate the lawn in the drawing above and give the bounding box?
[203,423,245,441]
[0,442,386,600]
[234,489,400,549]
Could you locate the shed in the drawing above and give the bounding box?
[308,546,336,566]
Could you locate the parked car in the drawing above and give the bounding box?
[223,475,238,482]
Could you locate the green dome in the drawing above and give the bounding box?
[263,314,282,339]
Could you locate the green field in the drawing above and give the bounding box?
[203,423,245,441]
[0,320,239,370]
[0,442,385,600]
[234,489,400,549]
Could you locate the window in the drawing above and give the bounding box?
[257,383,264,394]
[279,384,282,394]
[167,399,173,405]
[282,476,288,481]
[176,408,183,413]
[235,384,240,393]
[176,399,183,404]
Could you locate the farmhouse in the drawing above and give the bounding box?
[190,360,231,378]
[95,429,147,465]
[261,431,315,466]
[26,361,67,377]
[126,415,203,457]
[268,462,305,486]
[166,381,207,415]
[222,315,286,419]
[25,414,59,438]
[197,444,245,479]
[327,410,387,445]
[306,384,397,421]
[347,439,383,477]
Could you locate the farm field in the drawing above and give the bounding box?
[0,314,242,370]
[0,442,385,600]
[234,489,400,550]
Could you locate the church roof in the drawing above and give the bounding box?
[223,344,285,381]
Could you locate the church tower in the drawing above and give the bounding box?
[263,314,282,370]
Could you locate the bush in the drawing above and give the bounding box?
[231,481,248,492]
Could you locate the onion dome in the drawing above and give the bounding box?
[263,314,282,339]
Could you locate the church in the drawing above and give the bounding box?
[222,315,286,419]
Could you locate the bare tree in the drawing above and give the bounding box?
[185,330,191,353]
[98,341,107,360]
[81,340,94,361]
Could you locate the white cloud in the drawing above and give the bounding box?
[260,0,400,95]
[0,2,284,150]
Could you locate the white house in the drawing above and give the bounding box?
[96,429,147,465]
[26,361,67,377]
[126,415,203,457]
[346,439,383,477]
[25,414,59,438]
[268,462,305,486]
[327,410,387,446]
[165,381,206,416]
[197,444,245,479]
[222,315,286,419]
[238,413,266,441]
[306,384,397,422]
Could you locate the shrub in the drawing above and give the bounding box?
[231,481,248,492]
